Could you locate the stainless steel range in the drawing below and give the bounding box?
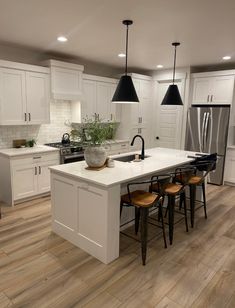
[45,142,84,164]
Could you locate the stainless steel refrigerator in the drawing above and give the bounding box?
[185,105,230,185]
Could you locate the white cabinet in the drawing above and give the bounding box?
[80,75,121,122]
[26,72,50,124]
[120,74,153,149]
[0,151,60,205]
[46,60,84,101]
[192,73,235,104]
[37,160,59,194]
[0,62,50,125]
[224,148,235,184]
[0,68,26,125]
[12,164,38,200]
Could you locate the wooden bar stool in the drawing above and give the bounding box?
[120,179,167,265]
[150,172,192,245]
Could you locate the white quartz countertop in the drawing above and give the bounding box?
[0,145,59,157]
[227,145,235,149]
[50,147,200,187]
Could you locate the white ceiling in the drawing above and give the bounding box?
[0,0,235,71]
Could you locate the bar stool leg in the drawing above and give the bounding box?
[183,191,189,232]
[159,202,167,248]
[140,207,148,265]
[201,181,207,219]
[189,184,196,228]
[120,202,123,217]
[168,195,175,245]
[135,207,140,235]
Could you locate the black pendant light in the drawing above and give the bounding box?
[112,20,139,104]
[161,42,183,106]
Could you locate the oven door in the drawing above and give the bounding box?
[63,153,85,164]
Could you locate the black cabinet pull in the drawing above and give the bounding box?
[24,113,27,121]
[28,113,31,121]
[156,136,160,140]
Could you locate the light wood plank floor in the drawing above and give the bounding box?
[0,184,235,307]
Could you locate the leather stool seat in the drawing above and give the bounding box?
[121,190,161,207]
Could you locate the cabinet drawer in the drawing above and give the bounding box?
[11,152,60,167]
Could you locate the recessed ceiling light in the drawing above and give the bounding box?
[118,53,126,58]
[222,56,231,60]
[156,64,164,68]
[57,36,68,42]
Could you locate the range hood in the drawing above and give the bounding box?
[44,60,84,101]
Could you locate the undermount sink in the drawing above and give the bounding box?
[113,154,151,162]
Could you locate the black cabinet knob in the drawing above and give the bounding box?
[156,136,159,140]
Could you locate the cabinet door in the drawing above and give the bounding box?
[26,72,50,124]
[211,76,234,104]
[96,81,110,121]
[192,77,211,104]
[0,68,27,125]
[139,80,153,126]
[224,151,235,183]
[37,160,59,194]
[109,83,121,122]
[81,79,96,120]
[12,164,38,200]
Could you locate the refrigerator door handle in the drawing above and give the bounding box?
[201,112,207,152]
[204,112,210,146]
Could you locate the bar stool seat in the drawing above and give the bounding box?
[162,183,183,195]
[175,174,202,185]
[121,190,160,207]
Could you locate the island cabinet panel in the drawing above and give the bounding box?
[51,172,120,264]
[78,186,106,247]
[52,177,77,231]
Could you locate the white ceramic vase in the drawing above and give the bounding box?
[84,145,107,168]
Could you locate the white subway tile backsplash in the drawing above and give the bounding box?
[0,100,72,148]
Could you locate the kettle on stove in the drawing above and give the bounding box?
[61,133,70,145]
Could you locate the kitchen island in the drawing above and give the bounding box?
[50,147,197,264]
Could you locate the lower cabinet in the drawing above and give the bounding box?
[224,148,235,184]
[0,151,59,205]
[12,164,38,200]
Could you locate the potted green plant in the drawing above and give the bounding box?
[72,116,117,168]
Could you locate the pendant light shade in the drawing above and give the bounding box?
[161,42,183,106]
[112,75,139,103]
[161,84,183,105]
[112,20,139,104]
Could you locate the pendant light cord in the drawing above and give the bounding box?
[172,45,177,84]
[125,24,129,75]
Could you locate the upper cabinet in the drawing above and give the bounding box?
[0,60,50,125]
[77,74,121,122]
[45,60,84,101]
[192,71,235,104]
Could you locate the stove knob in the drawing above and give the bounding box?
[62,149,66,154]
